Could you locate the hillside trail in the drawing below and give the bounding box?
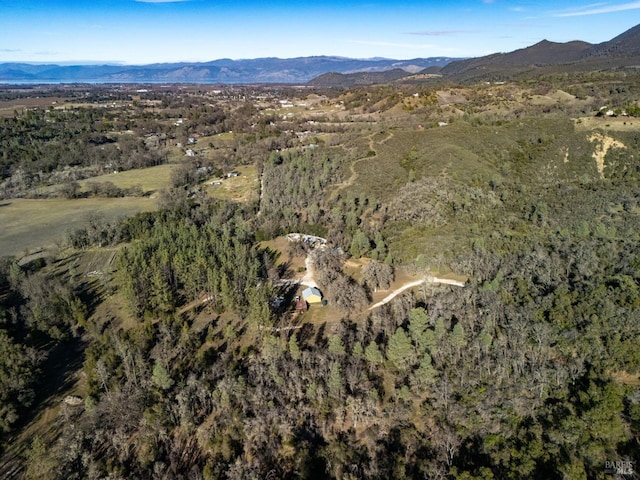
[330,131,394,198]
[368,275,465,310]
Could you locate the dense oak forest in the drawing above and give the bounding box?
[0,76,639,479]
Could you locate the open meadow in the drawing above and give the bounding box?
[77,164,175,195]
[0,197,156,257]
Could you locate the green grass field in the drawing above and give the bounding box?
[37,164,176,197]
[78,164,175,194]
[0,197,157,257]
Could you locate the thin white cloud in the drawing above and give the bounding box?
[554,1,640,16]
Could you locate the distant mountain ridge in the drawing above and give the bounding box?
[585,23,640,58]
[439,40,593,76]
[308,68,414,87]
[440,22,640,80]
[0,56,458,84]
[303,23,640,87]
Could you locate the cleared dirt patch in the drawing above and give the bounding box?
[260,236,299,264]
[588,132,625,179]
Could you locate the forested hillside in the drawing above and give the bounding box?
[0,75,639,479]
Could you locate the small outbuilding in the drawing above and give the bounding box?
[302,287,322,304]
[295,298,308,311]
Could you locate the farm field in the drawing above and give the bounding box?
[0,197,156,256]
[77,164,175,195]
[33,164,176,198]
[0,97,69,117]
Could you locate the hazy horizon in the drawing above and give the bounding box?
[0,55,456,67]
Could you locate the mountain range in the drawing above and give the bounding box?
[437,23,640,80]
[1,23,639,85]
[0,57,456,85]
[313,23,640,86]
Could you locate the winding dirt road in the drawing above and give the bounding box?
[300,255,318,288]
[368,276,465,310]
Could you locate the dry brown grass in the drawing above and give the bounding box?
[205,165,259,203]
[574,115,640,132]
[0,97,67,117]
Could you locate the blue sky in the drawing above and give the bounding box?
[1,0,639,64]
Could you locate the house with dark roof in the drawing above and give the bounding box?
[295,298,308,311]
